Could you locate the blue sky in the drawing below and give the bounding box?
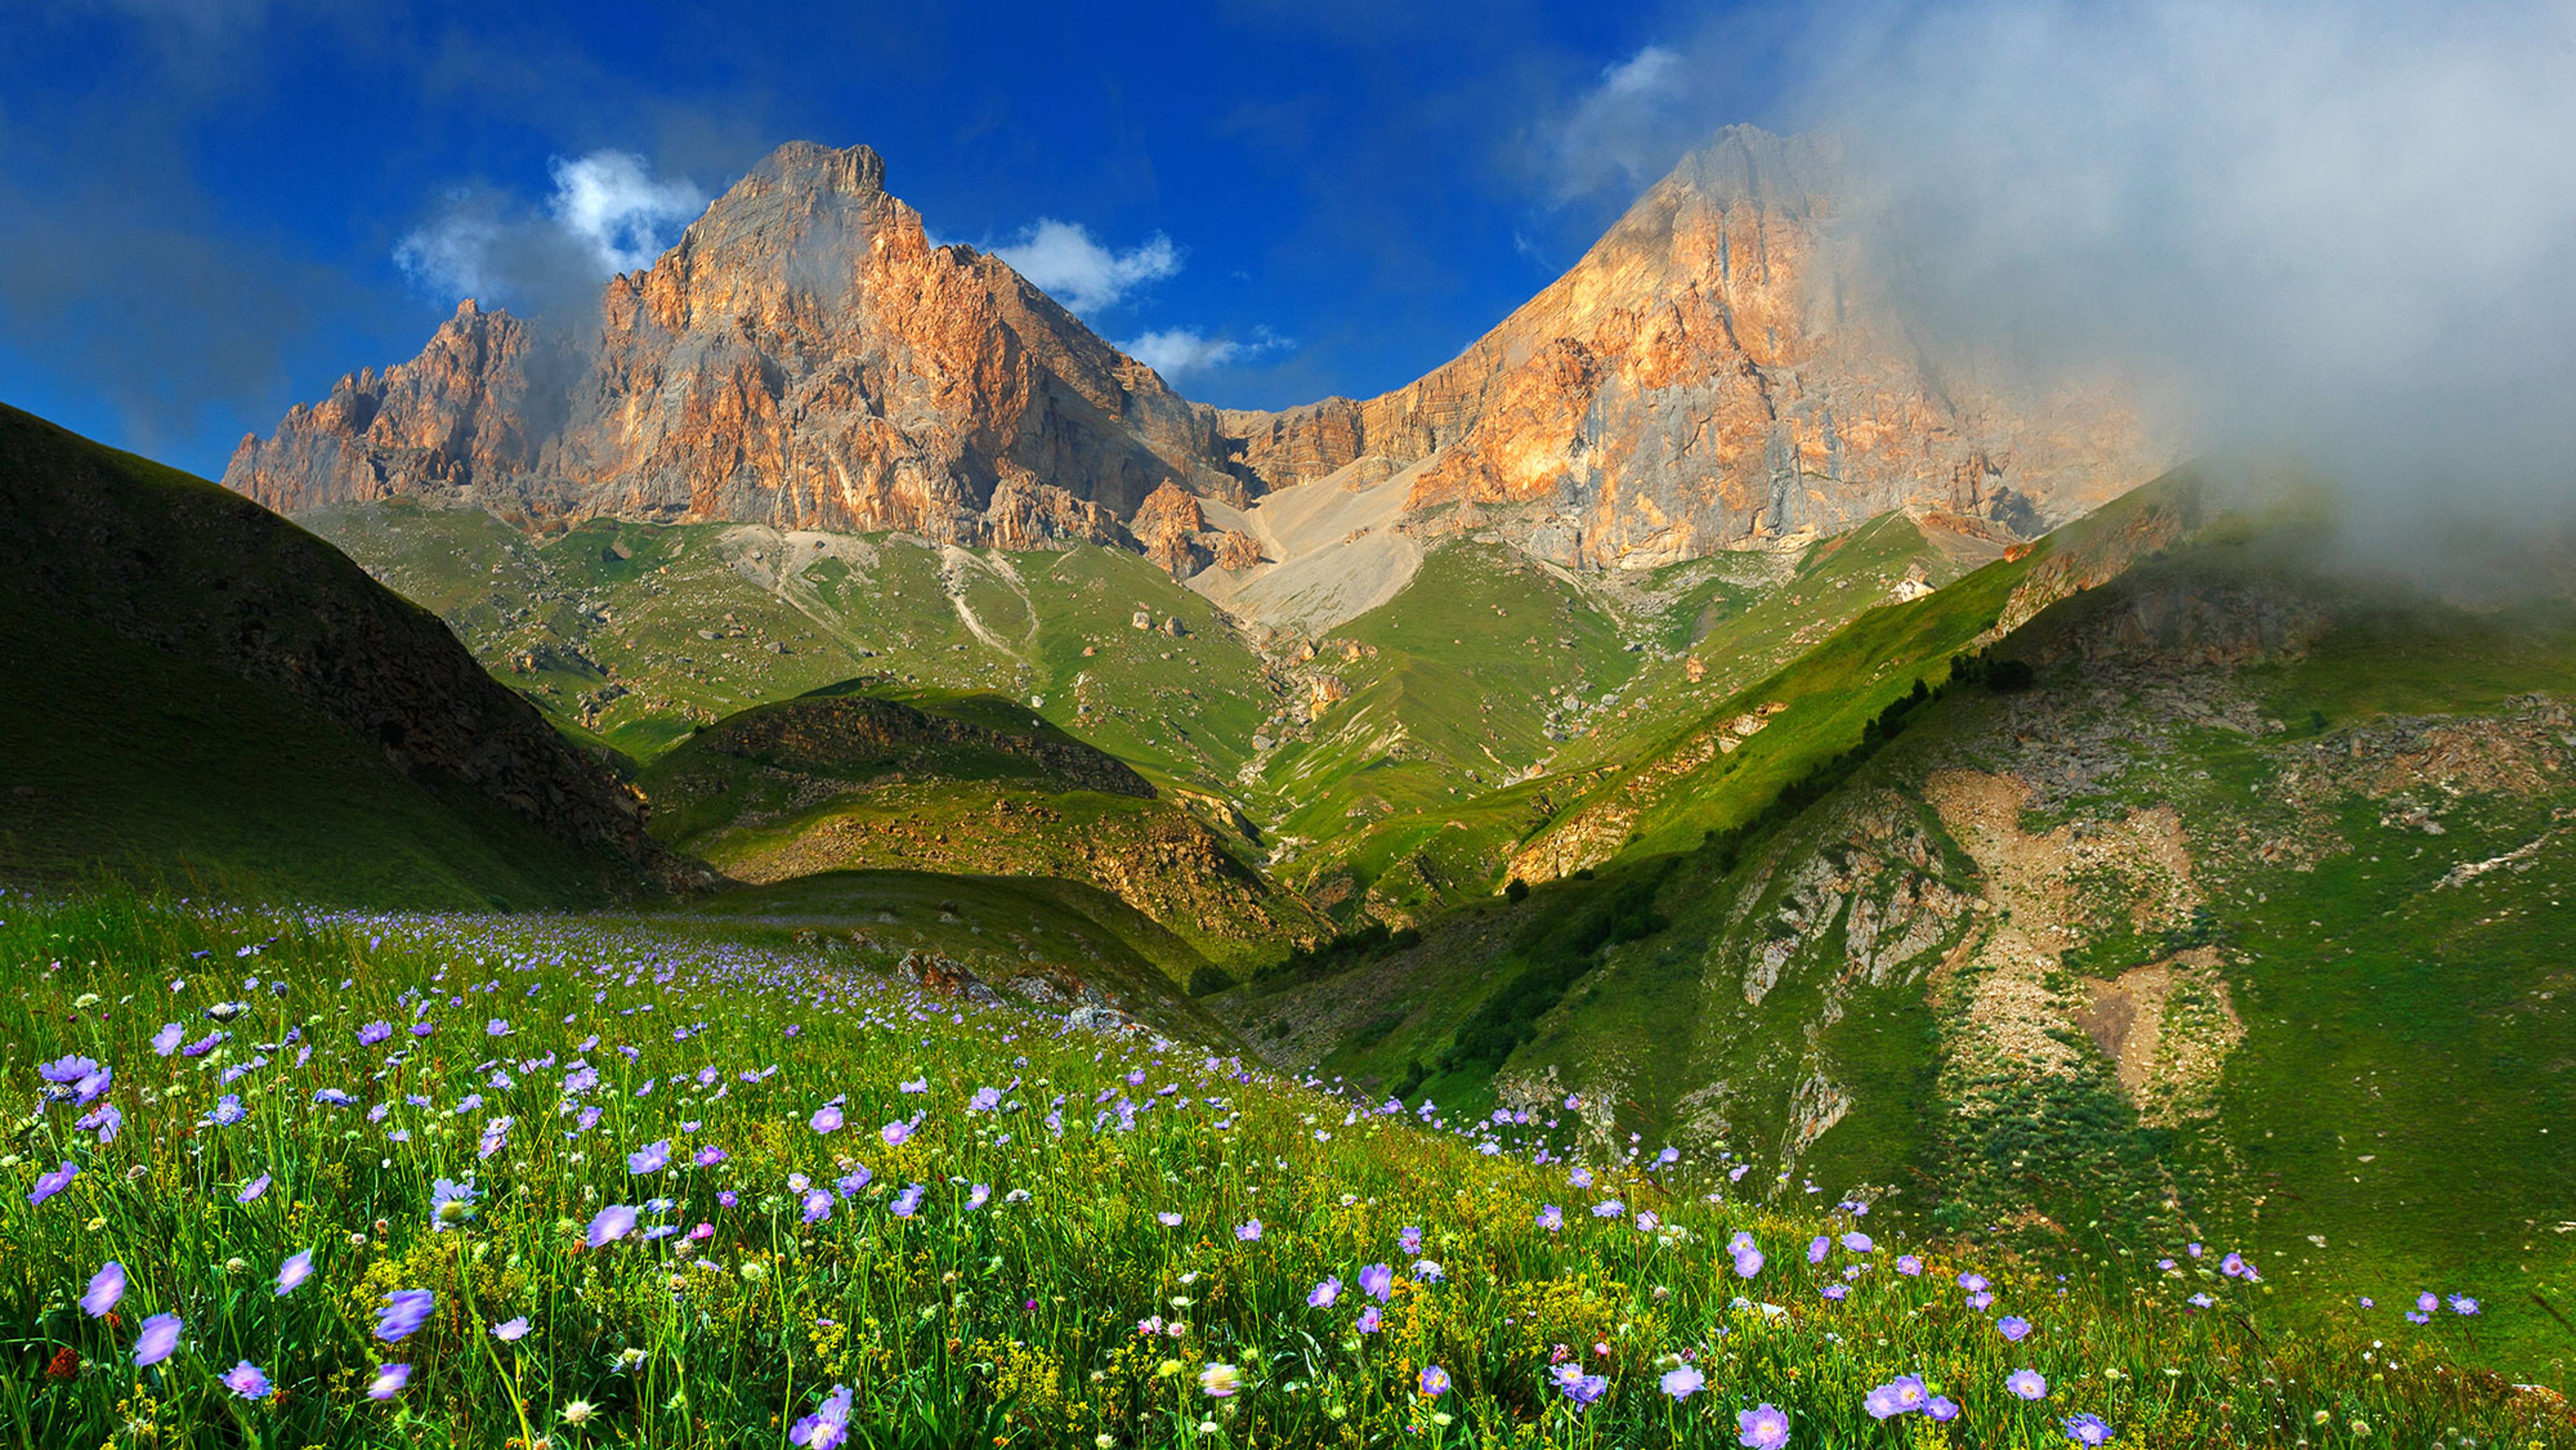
[0,0,1794,479]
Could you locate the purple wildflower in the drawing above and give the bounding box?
[1999,1315,2032,1342]
[223,1360,271,1399]
[368,1362,411,1400]
[237,1173,271,1204]
[626,1140,671,1174]
[82,1262,125,1317]
[275,1250,314,1296]
[27,1160,76,1206]
[1235,1219,1263,1241]
[76,1103,122,1144]
[1419,1365,1451,1397]
[1738,1402,1791,1449]
[1550,1363,1608,1406]
[430,1177,478,1231]
[1662,1365,1705,1399]
[2010,1368,2048,1399]
[1359,1262,1394,1301]
[375,1288,435,1342]
[2064,1413,2114,1446]
[134,1313,183,1367]
[809,1105,843,1135]
[586,1204,638,1247]
[790,1383,855,1449]
[152,1022,183,1056]
[889,1183,925,1218]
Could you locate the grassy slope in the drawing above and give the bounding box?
[303,506,1281,795]
[1237,525,2576,1377]
[2,891,2560,1447]
[637,684,1322,978]
[0,405,644,909]
[1267,519,1987,927]
[0,604,618,909]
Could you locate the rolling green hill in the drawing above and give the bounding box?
[639,683,1329,979]
[301,503,1284,790]
[0,403,682,907]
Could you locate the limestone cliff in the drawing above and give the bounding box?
[226,143,1253,543]
[1219,127,2161,567]
[231,130,2154,575]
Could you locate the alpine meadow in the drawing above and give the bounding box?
[3,3,2574,1447]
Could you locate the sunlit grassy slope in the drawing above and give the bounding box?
[635,684,1328,978]
[2,891,2563,1447]
[301,505,1280,792]
[1219,515,2576,1380]
[1267,519,1999,927]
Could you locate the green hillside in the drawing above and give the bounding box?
[1220,508,2576,1376]
[0,403,675,908]
[0,603,625,908]
[639,683,1329,977]
[301,503,1284,790]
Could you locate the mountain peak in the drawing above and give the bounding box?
[226,140,1250,538]
[745,139,889,197]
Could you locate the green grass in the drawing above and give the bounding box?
[304,507,1282,797]
[0,604,619,910]
[1,891,2563,1447]
[0,402,650,910]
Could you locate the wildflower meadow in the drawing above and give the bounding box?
[1,891,2566,1447]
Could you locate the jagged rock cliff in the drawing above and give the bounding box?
[230,130,2154,574]
[225,143,1253,543]
[1220,127,2160,567]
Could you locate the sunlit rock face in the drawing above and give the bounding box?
[230,130,2156,570]
[1220,127,2161,567]
[225,142,1252,545]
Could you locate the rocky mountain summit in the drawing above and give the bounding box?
[226,142,1254,545]
[1216,127,2161,569]
[228,130,2156,582]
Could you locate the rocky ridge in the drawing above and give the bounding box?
[228,130,2156,588]
[226,143,1254,546]
[1218,127,2161,569]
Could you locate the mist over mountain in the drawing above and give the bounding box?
[1787,0,2576,570]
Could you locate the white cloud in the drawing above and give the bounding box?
[392,203,506,300]
[1120,325,1290,379]
[1601,44,1684,100]
[1804,0,2576,549]
[546,152,705,274]
[995,218,1183,313]
[393,149,703,306]
[1549,44,1693,200]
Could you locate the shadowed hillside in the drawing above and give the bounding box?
[0,402,695,906]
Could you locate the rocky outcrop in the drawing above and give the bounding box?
[226,143,1255,543]
[1221,127,2160,567]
